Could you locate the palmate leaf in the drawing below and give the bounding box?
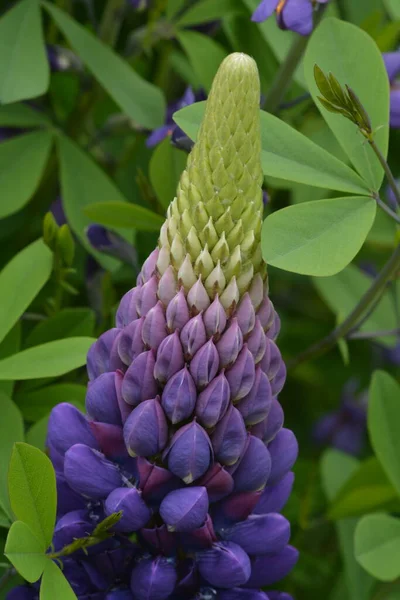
[355,514,400,581]
[5,521,46,583]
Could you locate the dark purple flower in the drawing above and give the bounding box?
[252,0,329,36]
[384,52,400,128]
[123,398,168,457]
[160,487,209,532]
[53,509,94,551]
[86,224,138,266]
[164,421,213,483]
[197,541,251,588]
[220,513,290,555]
[130,556,177,600]
[105,487,151,532]
[47,403,99,456]
[64,444,123,499]
[244,546,299,588]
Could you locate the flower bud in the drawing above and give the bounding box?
[141,301,167,351]
[244,546,298,588]
[158,266,177,306]
[228,435,271,492]
[215,492,262,526]
[178,254,197,290]
[187,278,211,314]
[137,458,180,505]
[197,541,251,589]
[53,509,94,551]
[121,350,158,406]
[161,365,196,424]
[116,288,140,328]
[197,463,234,502]
[268,428,298,485]
[253,472,294,515]
[157,245,171,276]
[160,487,209,532]
[48,403,99,455]
[190,339,219,389]
[115,369,133,424]
[211,406,247,466]
[225,345,255,403]
[105,487,151,532]
[251,398,284,444]
[64,444,123,499]
[266,310,281,340]
[166,288,190,332]
[136,275,158,317]
[235,293,255,336]
[256,297,274,332]
[221,513,290,556]
[164,421,212,483]
[195,245,214,279]
[179,514,216,551]
[248,273,264,310]
[216,319,243,367]
[87,328,121,380]
[56,474,86,516]
[196,371,230,428]
[118,317,145,366]
[259,338,282,381]
[108,330,126,372]
[124,398,168,457]
[271,361,287,396]
[154,331,185,384]
[203,295,227,339]
[220,277,240,311]
[246,319,266,364]
[237,367,272,426]
[141,248,159,282]
[86,372,121,426]
[130,557,177,600]
[180,313,207,360]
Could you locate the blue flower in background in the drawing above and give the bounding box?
[146,87,206,147]
[383,52,400,128]
[252,0,329,36]
[313,380,367,456]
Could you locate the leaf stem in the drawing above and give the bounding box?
[288,242,400,369]
[369,138,400,208]
[347,328,400,340]
[263,4,327,114]
[373,192,400,224]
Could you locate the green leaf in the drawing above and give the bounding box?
[149,137,186,210]
[9,443,56,548]
[313,264,399,347]
[261,197,376,276]
[0,103,51,128]
[40,559,77,600]
[57,134,133,270]
[0,393,24,520]
[15,383,86,422]
[0,323,21,397]
[25,308,95,348]
[43,3,165,129]
[304,18,390,190]
[367,208,397,249]
[4,521,45,583]
[0,337,95,380]
[167,0,186,19]
[355,514,400,581]
[328,457,400,520]
[0,505,11,528]
[385,0,400,19]
[176,0,243,27]
[0,0,49,103]
[320,450,374,600]
[26,417,50,452]
[0,131,53,219]
[177,31,227,92]
[368,371,400,497]
[84,201,164,232]
[0,239,53,346]
[173,102,371,195]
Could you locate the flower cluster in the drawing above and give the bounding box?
[251,0,329,36]
[9,54,298,600]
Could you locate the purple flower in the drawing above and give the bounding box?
[383,52,400,128]
[86,224,138,266]
[252,0,329,36]
[146,88,205,147]
[313,380,367,456]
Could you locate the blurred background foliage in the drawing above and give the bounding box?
[0,0,400,598]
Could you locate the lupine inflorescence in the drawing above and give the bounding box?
[251,0,329,36]
[10,53,298,600]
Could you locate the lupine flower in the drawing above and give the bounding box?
[147,87,206,147]
[252,0,329,35]
[15,53,300,600]
[313,380,367,456]
[383,52,400,128]
[87,224,138,266]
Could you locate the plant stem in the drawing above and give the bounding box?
[263,4,327,114]
[288,242,400,369]
[374,193,400,224]
[98,0,127,46]
[347,328,400,340]
[369,138,400,208]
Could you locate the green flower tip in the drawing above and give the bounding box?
[158,52,265,308]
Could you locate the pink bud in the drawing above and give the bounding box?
[140,248,159,283]
[237,367,272,426]
[116,287,140,328]
[154,331,185,385]
[118,317,145,366]
[216,318,243,368]
[235,293,255,336]
[190,339,220,389]
[225,345,255,402]
[256,297,274,332]
[180,313,207,359]
[122,349,158,406]
[158,266,178,306]
[246,318,267,363]
[187,278,211,314]
[142,301,167,350]
[136,274,159,317]
[166,288,190,332]
[196,371,230,428]
[203,295,227,339]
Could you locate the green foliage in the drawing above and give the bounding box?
[0,103,51,128]
[261,197,376,276]
[0,394,24,521]
[84,201,165,232]
[304,18,389,190]
[15,383,86,422]
[5,521,46,582]
[0,240,53,345]
[0,337,95,380]
[42,3,165,129]
[8,443,56,548]
[0,324,21,398]
[149,137,187,210]
[355,514,400,581]
[177,31,227,92]
[0,131,53,219]
[368,371,400,496]
[40,560,77,600]
[24,308,95,348]
[0,0,49,103]
[176,0,242,27]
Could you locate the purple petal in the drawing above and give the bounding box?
[165,421,212,483]
[64,444,122,499]
[197,463,234,502]
[121,349,158,406]
[253,471,295,515]
[211,405,247,466]
[246,319,267,363]
[166,287,190,331]
[105,487,151,532]
[225,345,256,403]
[251,398,284,444]
[146,125,173,148]
[53,509,93,550]
[203,295,227,339]
[237,366,272,426]
[118,318,145,366]
[89,422,127,459]
[197,541,251,588]
[244,546,299,587]
[137,458,180,504]
[196,371,230,428]
[251,0,279,22]
[160,487,209,532]
[221,513,290,555]
[154,331,185,385]
[190,339,220,389]
[161,365,197,424]
[136,275,159,317]
[86,372,122,425]
[229,435,271,492]
[116,288,140,328]
[142,301,167,350]
[383,52,400,83]
[268,428,298,484]
[235,293,256,336]
[216,318,243,368]
[87,328,121,380]
[181,313,207,359]
[140,524,177,555]
[130,556,177,600]
[48,403,99,455]
[279,0,314,36]
[124,398,168,457]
